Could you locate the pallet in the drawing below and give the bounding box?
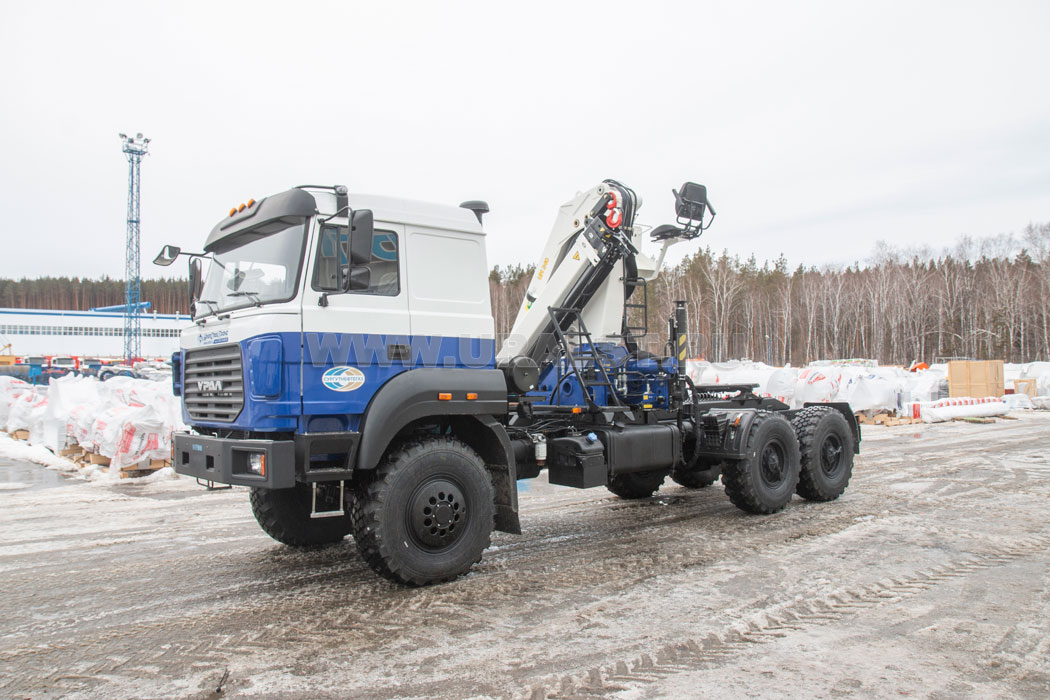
[87,453,111,466]
[117,458,171,479]
[12,429,29,441]
[884,417,920,426]
[119,469,157,479]
[855,412,919,427]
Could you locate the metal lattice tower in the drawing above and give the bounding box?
[119,132,150,364]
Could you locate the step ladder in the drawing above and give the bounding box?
[621,276,648,350]
[546,306,624,411]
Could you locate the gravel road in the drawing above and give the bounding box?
[2,413,1049,699]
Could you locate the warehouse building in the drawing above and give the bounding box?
[0,307,189,359]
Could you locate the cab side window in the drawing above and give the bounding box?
[312,225,400,297]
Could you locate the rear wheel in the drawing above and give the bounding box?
[672,453,721,489]
[607,470,666,499]
[722,412,800,514]
[351,437,494,586]
[249,483,353,547]
[792,406,855,501]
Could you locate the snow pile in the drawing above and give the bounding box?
[1,374,186,472]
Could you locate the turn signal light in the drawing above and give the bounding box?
[438,392,452,401]
[466,392,478,400]
[572,407,583,414]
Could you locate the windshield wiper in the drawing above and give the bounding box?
[227,290,263,306]
[197,299,219,314]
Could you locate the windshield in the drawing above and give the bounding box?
[196,218,308,318]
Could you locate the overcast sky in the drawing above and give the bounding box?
[2,1,1048,281]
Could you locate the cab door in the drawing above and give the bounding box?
[300,217,410,426]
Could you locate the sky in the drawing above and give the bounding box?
[2,1,1049,281]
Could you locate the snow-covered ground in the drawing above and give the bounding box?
[2,413,1049,699]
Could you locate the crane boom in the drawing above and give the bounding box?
[497,179,696,367]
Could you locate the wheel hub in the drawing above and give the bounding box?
[409,478,467,550]
[820,435,844,476]
[760,442,786,486]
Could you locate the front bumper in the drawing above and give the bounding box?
[173,433,295,489]
[173,431,361,488]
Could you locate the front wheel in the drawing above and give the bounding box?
[351,437,494,586]
[722,412,800,514]
[249,483,353,547]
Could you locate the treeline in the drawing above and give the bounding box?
[0,277,191,315]
[6,220,1050,366]
[489,222,1050,366]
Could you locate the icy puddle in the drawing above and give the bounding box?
[0,457,75,492]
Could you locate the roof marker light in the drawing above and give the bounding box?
[237,203,246,212]
[229,208,237,217]
[438,392,452,401]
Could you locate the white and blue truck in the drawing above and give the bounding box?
[155,180,860,585]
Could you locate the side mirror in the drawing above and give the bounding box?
[153,244,181,267]
[673,182,708,222]
[348,265,371,291]
[350,209,374,265]
[188,257,203,302]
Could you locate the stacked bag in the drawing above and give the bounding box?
[1,374,186,471]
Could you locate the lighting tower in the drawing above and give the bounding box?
[119,132,150,365]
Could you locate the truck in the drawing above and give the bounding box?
[154,179,860,586]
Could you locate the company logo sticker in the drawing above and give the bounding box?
[197,330,229,346]
[322,366,366,392]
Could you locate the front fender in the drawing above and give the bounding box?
[355,368,508,470]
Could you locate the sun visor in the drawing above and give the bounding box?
[204,188,317,254]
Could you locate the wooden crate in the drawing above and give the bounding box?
[948,360,1004,399]
[1013,378,1037,398]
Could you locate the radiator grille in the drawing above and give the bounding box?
[183,345,244,422]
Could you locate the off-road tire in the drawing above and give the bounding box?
[792,406,855,501]
[351,437,494,586]
[607,470,666,499]
[249,483,352,547]
[722,412,800,514]
[672,459,721,489]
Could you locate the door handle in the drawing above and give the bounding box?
[387,344,410,362]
